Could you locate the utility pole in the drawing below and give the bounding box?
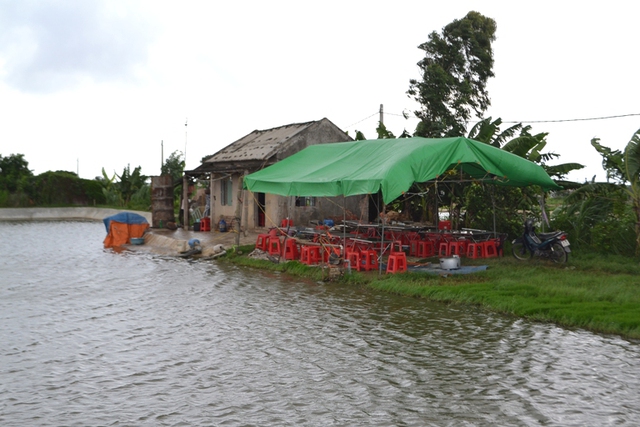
[379,104,384,125]
[184,118,188,166]
[161,140,163,174]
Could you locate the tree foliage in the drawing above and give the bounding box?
[161,151,185,184]
[553,129,640,256]
[408,11,497,137]
[0,153,33,193]
[114,165,148,208]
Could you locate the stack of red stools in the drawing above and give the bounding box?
[268,236,282,256]
[465,238,500,258]
[300,245,321,265]
[447,239,467,257]
[360,250,379,271]
[200,217,211,232]
[345,248,362,271]
[386,252,407,273]
[417,240,435,258]
[386,241,407,274]
[255,234,270,251]
[282,238,299,260]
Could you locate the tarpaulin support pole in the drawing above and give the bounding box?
[491,185,497,237]
[379,205,385,276]
[434,180,439,231]
[343,195,346,257]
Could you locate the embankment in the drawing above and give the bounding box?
[0,207,152,222]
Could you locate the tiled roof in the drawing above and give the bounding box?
[203,121,314,164]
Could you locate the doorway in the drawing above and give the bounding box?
[256,192,266,227]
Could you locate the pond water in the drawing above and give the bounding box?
[1,221,639,426]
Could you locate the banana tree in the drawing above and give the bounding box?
[624,129,640,254]
[466,118,584,230]
[572,129,640,255]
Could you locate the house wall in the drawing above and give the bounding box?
[275,119,351,162]
[245,191,368,230]
[209,174,240,229]
[210,177,370,231]
[200,118,357,231]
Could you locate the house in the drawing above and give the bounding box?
[185,118,370,231]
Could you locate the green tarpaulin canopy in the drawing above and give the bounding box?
[243,137,560,204]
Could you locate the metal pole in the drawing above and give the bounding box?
[379,205,385,276]
[182,175,189,228]
[343,195,346,258]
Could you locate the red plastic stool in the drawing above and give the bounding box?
[438,242,450,257]
[282,239,299,260]
[346,250,362,271]
[409,240,419,256]
[200,217,211,232]
[300,246,321,265]
[417,240,435,258]
[448,240,467,257]
[255,234,270,251]
[361,250,379,271]
[386,252,407,274]
[268,236,282,256]
[483,239,498,258]
[390,241,403,254]
[466,242,484,259]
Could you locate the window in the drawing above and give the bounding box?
[295,196,316,207]
[221,178,233,206]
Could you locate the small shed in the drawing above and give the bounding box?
[185,118,367,231]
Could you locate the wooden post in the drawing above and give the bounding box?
[234,174,244,247]
[242,169,249,234]
[209,175,214,228]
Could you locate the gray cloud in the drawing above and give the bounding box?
[0,0,155,93]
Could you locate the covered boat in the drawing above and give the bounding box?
[103,212,150,248]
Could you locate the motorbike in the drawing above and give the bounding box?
[512,219,571,263]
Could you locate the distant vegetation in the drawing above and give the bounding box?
[0,150,185,212]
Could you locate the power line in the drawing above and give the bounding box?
[503,113,640,124]
[345,112,378,129]
[345,111,640,128]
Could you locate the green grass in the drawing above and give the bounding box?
[220,246,640,340]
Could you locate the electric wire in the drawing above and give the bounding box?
[345,111,640,129]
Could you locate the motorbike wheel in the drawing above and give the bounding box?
[550,242,569,264]
[512,241,532,260]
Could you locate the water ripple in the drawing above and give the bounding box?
[1,221,639,426]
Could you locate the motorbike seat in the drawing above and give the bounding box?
[538,231,561,241]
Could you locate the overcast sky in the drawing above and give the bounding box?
[1,0,638,183]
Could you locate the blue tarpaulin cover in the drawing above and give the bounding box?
[103,212,149,248]
[103,212,149,233]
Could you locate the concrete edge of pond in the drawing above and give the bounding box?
[0,207,262,258]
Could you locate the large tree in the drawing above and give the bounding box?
[0,153,32,193]
[162,150,185,184]
[408,11,497,137]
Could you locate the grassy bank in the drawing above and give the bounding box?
[222,246,640,340]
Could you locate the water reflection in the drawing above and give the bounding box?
[0,221,639,426]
